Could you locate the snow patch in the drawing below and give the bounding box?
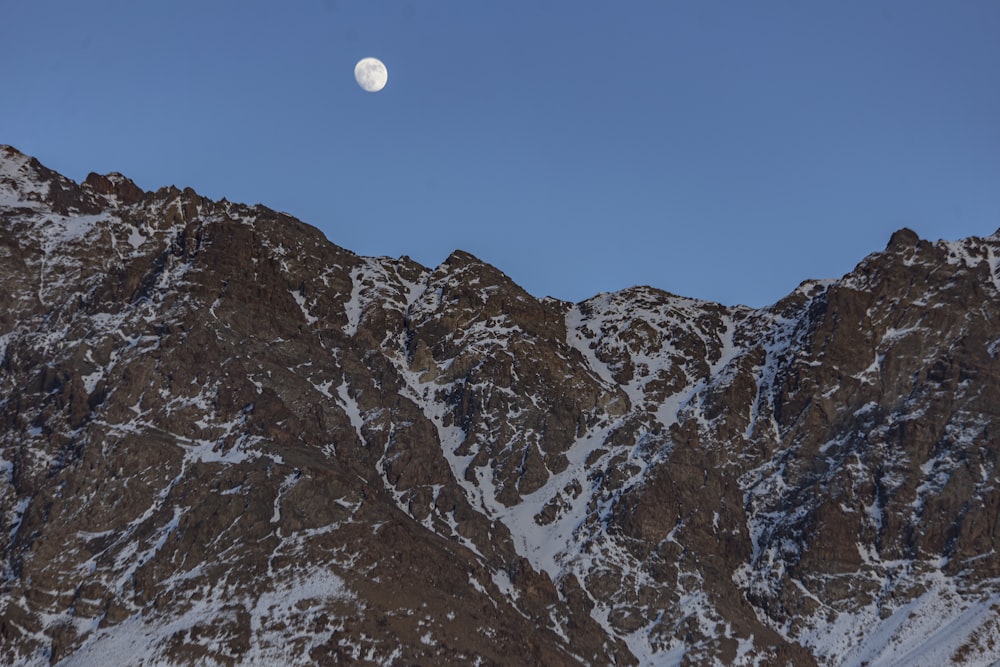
[290,289,317,325]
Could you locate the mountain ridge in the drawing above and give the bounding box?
[3,144,1000,665]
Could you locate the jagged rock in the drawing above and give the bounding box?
[3,144,1000,665]
[82,172,145,204]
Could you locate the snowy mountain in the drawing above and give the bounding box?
[3,144,1000,665]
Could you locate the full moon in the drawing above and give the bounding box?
[354,57,388,93]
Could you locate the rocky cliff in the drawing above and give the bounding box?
[2,144,1000,665]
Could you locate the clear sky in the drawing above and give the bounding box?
[3,1,999,306]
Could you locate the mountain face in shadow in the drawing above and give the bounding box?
[3,144,1000,665]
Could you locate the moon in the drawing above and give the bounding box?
[354,57,388,93]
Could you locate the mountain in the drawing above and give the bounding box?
[2,144,1000,666]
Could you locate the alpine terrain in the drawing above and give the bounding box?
[3,144,1000,666]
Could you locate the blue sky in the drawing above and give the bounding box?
[3,1,999,306]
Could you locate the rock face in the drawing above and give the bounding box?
[2,144,1000,666]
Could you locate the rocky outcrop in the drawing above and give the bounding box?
[2,144,1000,665]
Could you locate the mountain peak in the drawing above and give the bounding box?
[0,145,50,202]
[0,144,27,162]
[886,226,921,251]
[82,171,145,204]
[442,248,485,267]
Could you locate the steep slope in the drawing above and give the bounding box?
[2,145,1000,665]
[0,146,621,666]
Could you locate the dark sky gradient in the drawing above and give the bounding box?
[4,1,999,305]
